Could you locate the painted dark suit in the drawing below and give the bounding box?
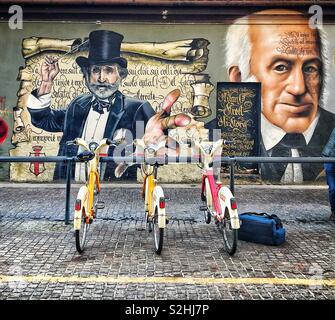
[260,108,335,181]
[28,90,155,180]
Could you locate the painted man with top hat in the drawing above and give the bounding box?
[27,30,191,181]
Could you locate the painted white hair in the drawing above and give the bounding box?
[225,16,251,81]
[317,25,330,109]
[224,15,330,108]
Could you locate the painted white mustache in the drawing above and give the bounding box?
[86,80,120,99]
[89,83,119,90]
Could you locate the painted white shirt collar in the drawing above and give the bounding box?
[261,111,320,151]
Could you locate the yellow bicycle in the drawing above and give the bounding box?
[134,138,167,254]
[67,138,120,253]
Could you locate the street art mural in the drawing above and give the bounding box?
[10,31,211,181]
[1,8,335,183]
[224,9,335,183]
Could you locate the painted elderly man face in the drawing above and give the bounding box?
[86,64,122,99]
[249,23,321,133]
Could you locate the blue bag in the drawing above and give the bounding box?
[238,212,286,246]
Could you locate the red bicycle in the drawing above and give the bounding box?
[195,139,240,255]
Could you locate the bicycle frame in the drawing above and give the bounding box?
[136,139,166,229]
[145,173,155,216]
[196,140,240,229]
[201,169,222,216]
[73,138,108,230]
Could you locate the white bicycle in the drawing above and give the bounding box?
[195,139,240,255]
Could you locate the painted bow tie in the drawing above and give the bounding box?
[92,99,111,114]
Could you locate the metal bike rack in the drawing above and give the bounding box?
[220,157,335,195]
[0,156,74,225]
[102,155,335,196]
[1,155,335,224]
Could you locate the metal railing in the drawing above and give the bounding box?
[0,156,74,224]
[1,155,335,225]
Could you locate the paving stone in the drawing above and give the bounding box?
[0,185,334,300]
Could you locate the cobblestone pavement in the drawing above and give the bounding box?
[0,183,334,300]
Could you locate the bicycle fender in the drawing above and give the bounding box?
[153,186,166,229]
[74,186,89,230]
[218,186,240,229]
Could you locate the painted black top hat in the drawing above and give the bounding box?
[76,30,127,69]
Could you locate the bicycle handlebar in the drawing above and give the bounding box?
[223,140,234,145]
[193,139,235,166]
[134,138,167,154]
[106,138,127,146]
[66,137,125,149]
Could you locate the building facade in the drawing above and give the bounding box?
[0,0,334,183]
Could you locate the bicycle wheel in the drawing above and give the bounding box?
[152,208,164,254]
[217,207,237,256]
[203,177,212,224]
[75,209,89,253]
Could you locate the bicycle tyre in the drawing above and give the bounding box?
[75,209,89,253]
[152,208,164,254]
[217,207,237,256]
[203,177,212,224]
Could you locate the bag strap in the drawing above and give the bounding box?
[242,212,283,229]
[244,211,272,218]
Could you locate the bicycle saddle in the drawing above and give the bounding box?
[77,150,95,162]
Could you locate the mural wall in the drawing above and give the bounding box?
[223,10,335,183]
[10,33,211,181]
[0,8,334,184]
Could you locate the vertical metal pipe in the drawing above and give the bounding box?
[65,158,72,225]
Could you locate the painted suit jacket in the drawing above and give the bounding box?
[28,90,155,180]
[260,108,335,181]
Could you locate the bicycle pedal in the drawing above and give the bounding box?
[200,205,208,211]
[96,201,105,209]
